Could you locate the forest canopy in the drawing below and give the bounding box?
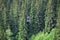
[0,0,60,40]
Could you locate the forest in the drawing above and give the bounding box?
[0,0,60,40]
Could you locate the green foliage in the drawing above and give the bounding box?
[29,29,56,40]
[55,0,60,40]
[6,25,13,40]
[0,0,60,40]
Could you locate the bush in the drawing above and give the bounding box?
[29,29,56,40]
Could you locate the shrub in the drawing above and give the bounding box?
[29,29,56,40]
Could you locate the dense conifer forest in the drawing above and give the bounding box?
[0,0,60,40]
